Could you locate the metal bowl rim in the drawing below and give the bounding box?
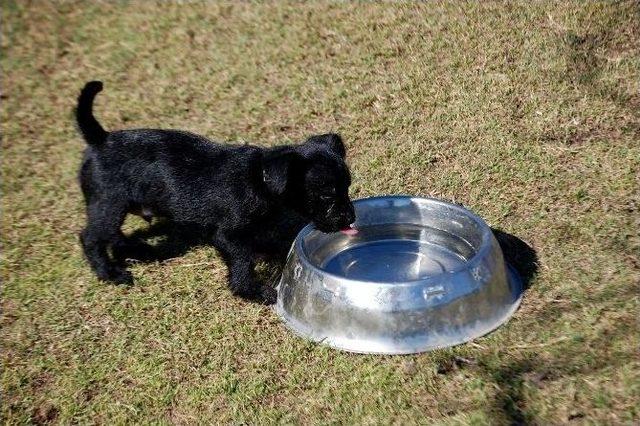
[295,195,494,285]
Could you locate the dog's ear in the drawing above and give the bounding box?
[305,133,346,159]
[262,151,303,196]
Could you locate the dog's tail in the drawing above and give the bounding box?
[76,81,108,145]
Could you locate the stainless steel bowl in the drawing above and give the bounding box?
[275,196,523,354]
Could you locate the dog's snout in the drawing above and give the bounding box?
[315,202,355,232]
[334,202,355,227]
[345,204,356,224]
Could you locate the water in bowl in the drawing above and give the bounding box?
[319,223,476,282]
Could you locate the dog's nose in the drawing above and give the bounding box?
[345,204,356,224]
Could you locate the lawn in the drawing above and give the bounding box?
[2,1,639,424]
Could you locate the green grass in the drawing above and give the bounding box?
[2,1,639,424]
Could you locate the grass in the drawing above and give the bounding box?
[2,1,639,424]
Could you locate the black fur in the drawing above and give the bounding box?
[76,81,355,304]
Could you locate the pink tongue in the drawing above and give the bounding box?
[340,226,358,236]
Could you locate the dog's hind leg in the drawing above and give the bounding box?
[214,232,277,304]
[111,236,157,264]
[80,198,133,284]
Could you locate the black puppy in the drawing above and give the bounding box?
[76,81,355,304]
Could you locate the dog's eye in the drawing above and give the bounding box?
[319,195,334,201]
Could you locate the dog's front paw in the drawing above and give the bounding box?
[110,268,134,285]
[260,286,277,305]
